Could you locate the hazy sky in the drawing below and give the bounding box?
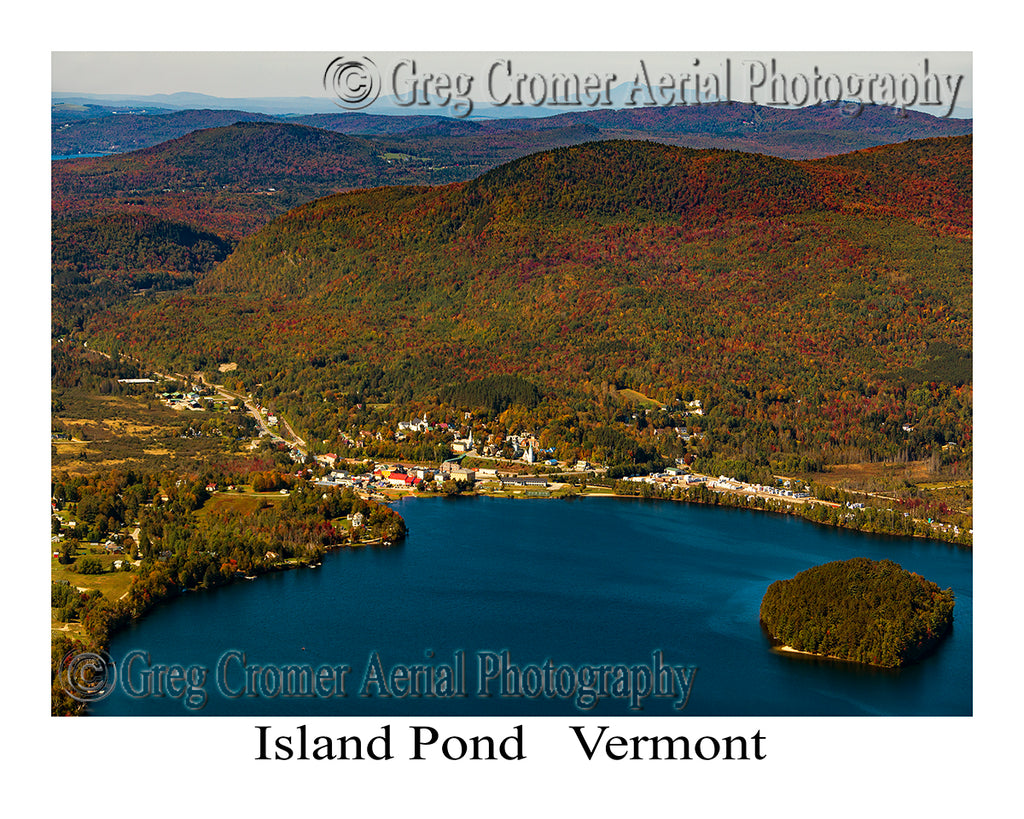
[52,51,973,114]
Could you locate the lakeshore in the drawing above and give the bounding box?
[774,645,873,665]
[52,469,966,712]
[89,495,972,717]
[376,479,970,547]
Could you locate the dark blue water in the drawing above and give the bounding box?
[52,153,114,160]
[92,497,972,717]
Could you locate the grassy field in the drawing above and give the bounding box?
[51,547,135,642]
[52,387,246,473]
[195,488,286,519]
[617,388,664,410]
[52,614,88,642]
[51,551,135,599]
[196,488,353,528]
[817,460,939,487]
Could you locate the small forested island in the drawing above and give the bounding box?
[759,558,954,668]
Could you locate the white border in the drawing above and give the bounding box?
[15,1,1016,812]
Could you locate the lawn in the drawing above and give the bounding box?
[195,488,289,520]
[51,551,135,600]
[51,551,133,642]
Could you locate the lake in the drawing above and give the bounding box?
[52,153,115,160]
[92,495,972,716]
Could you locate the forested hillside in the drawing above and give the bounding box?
[52,108,278,155]
[52,213,235,335]
[80,137,972,481]
[52,122,402,234]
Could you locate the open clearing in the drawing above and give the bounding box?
[52,387,242,473]
[617,388,664,409]
[196,489,286,519]
[51,553,134,600]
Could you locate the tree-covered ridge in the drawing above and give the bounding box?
[498,102,973,143]
[55,121,388,192]
[51,213,235,337]
[759,557,955,667]
[51,122,404,236]
[440,140,822,225]
[52,108,278,155]
[808,135,972,235]
[51,106,974,240]
[52,212,234,273]
[200,137,965,297]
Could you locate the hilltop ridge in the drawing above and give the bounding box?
[201,136,968,297]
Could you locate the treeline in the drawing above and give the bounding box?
[759,557,955,667]
[439,375,541,412]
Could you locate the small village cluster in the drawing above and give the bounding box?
[158,386,230,413]
[311,456,560,493]
[622,470,813,500]
[394,416,561,464]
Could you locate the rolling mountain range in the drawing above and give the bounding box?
[54,99,971,160]
[52,102,973,238]
[53,122,399,234]
[78,136,972,477]
[51,119,607,234]
[52,108,279,155]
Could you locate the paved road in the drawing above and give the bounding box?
[78,344,307,456]
[192,372,307,455]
